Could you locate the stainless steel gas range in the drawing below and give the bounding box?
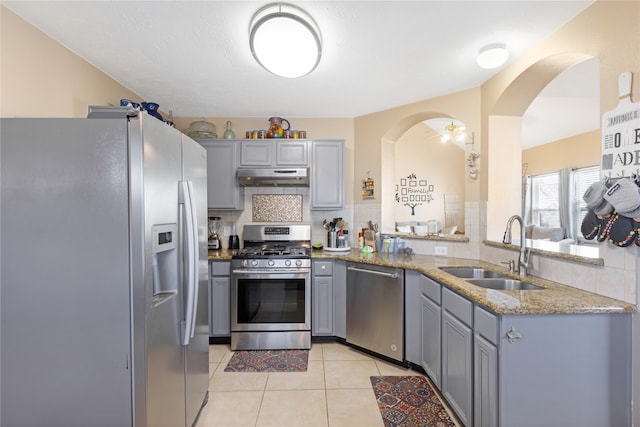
[230,224,311,350]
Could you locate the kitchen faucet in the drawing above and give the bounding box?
[502,215,531,276]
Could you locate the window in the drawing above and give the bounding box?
[531,172,560,227]
[526,165,600,243]
[574,165,600,240]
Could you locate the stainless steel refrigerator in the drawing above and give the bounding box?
[0,108,209,427]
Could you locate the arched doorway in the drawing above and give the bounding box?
[380,113,469,234]
[485,52,598,241]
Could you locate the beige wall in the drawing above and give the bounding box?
[175,116,356,247]
[3,1,639,419]
[481,1,640,239]
[523,130,600,176]
[0,6,140,117]
[2,1,637,290]
[394,123,465,227]
[353,87,481,238]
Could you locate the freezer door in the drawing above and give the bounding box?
[1,118,132,426]
[134,115,186,427]
[181,134,210,426]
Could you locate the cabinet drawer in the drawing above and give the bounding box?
[442,288,472,326]
[210,261,230,276]
[313,261,333,276]
[420,274,441,304]
[474,306,499,345]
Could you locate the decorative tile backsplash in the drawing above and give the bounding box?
[252,194,303,222]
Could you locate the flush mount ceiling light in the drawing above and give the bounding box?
[249,3,322,78]
[477,43,509,69]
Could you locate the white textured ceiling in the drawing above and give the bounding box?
[4,0,599,147]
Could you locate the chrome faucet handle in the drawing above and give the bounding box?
[520,248,532,276]
[501,260,515,272]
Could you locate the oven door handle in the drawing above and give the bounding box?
[232,270,309,275]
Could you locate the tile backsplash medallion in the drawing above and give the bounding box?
[252,194,303,222]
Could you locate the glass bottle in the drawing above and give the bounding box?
[223,121,235,139]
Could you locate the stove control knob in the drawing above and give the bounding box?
[268,260,275,267]
[295,260,303,267]
[242,260,249,268]
[284,260,292,266]
[251,260,259,267]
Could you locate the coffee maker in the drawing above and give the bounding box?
[208,217,222,250]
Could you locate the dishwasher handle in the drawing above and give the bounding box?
[347,266,399,279]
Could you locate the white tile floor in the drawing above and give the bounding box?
[197,341,461,427]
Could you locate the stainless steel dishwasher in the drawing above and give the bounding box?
[346,262,404,362]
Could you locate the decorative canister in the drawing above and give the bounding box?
[223,121,235,139]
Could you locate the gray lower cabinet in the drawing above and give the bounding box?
[312,260,334,336]
[197,140,243,210]
[358,268,632,426]
[311,140,344,209]
[312,259,346,338]
[405,270,441,387]
[420,292,441,387]
[473,306,498,427]
[333,260,347,339]
[208,260,230,337]
[497,313,631,427]
[441,288,473,426]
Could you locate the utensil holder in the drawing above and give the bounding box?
[328,231,337,248]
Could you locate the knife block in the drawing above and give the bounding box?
[364,230,377,251]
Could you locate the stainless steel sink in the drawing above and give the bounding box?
[467,278,543,291]
[439,267,505,279]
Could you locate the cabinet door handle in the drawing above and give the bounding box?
[506,327,522,343]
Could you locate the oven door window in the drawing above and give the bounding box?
[237,278,306,324]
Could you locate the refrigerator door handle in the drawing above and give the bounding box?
[179,181,199,345]
[186,181,200,339]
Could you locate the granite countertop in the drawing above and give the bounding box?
[311,249,635,316]
[207,249,235,260]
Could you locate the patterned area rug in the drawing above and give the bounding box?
[224,350,309,372]
[370,376,456,427]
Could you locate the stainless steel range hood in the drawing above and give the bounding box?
[237,168,309,187]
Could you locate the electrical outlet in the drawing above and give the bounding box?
[434,246,448,256]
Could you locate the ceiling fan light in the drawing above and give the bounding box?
[250,3,322,78]
[477,43,508,69]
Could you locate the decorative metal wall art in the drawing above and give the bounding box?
[395,173,435,215]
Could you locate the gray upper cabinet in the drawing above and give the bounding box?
[240,141,272,166]
[276,141,309,165]
[240,140,309,166]
[311,140,344,209]
[197,140,244,210]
